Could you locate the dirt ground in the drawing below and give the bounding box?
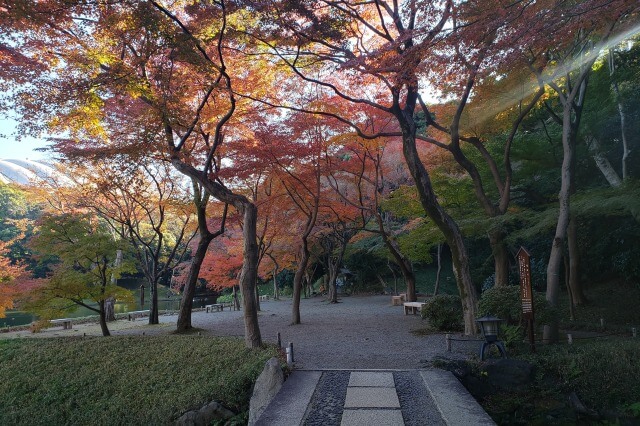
[2,295,482,369]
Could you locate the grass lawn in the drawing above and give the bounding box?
[0,335,280,425]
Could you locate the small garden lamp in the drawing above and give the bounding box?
[476,315,507,360]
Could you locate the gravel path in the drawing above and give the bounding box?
[179,294,480,369]
[4,295,481,369]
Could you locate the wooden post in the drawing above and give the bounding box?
[277,332,281,348]
[632,327,636,338]
[445,334,451,352]
[288,342,294,362]
[517,247,536,352]
[567,334,573,344]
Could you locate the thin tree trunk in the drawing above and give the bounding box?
[609,49,631,180]
[238,203,262,348]
[105,249,122,322]
[232,285,240,310]
[488,229,510,287]
[567,217,586,306]
[386,262,398,295]
[564,251,576,321]
[381,232,416,301]
[149,277,159,325]
[177,236,212,332]
[273,266,279,300]
[434,243,442,296]
[328,259,339,303]
[99,300,110,337]
[544,103,575,344]
[291,240,309,324]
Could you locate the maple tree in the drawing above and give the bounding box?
[0,0,267,347]
[242,0,640,334]
[27,213,134,336]
[327,133,422,301]
[252,113,332,323]
[0,239,27,318]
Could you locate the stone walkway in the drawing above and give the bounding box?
[256,369,495,425]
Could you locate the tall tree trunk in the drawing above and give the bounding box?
[488,229,510,287]
[232,285,240,310]
[99,299,111,337]
[149,277,159,325]
[177,236,212,332]
[609,49,631,180]
[291,240,309,324]
[434,243,442,296]
[544,103,575,344]
[567,217,586,306]
[238,204,262,347]
[386,261,398,295]
[177,184,225,332]
[399,121,478,334]
[273,266,279,300]
[105,249,122,322]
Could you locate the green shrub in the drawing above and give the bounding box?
[421,294,463,331]
[527,340,640,411]
[478,285,559,328]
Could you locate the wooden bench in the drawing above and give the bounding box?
[403,302,426,315]
[127,310,150,321]
[391,296,403,306]
[259,295,270,302]
[205,304,224,313]
[50,318,73,329]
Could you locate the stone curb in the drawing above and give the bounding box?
[420,369,496,425]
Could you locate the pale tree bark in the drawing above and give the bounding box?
[587,135,623,187]
[434,243,442,296]
[105,249,122,322]
[543,64,591,343]
[608,49,631,180]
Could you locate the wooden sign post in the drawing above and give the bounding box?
[517,246,536,352]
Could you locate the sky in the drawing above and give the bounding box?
[0,117,50,161]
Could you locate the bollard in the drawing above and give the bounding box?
[286,346,293,367]
[277,332,282,349]
[567,334,573,344]
[600,318,605,328]
[288,342,294,362]
[632,327,637,338]
[445,334,452,352]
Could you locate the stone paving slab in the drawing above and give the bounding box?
[420,370,496,425]
[348,371,395,387]
[340,409,405,426]
[344,387,401,408]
